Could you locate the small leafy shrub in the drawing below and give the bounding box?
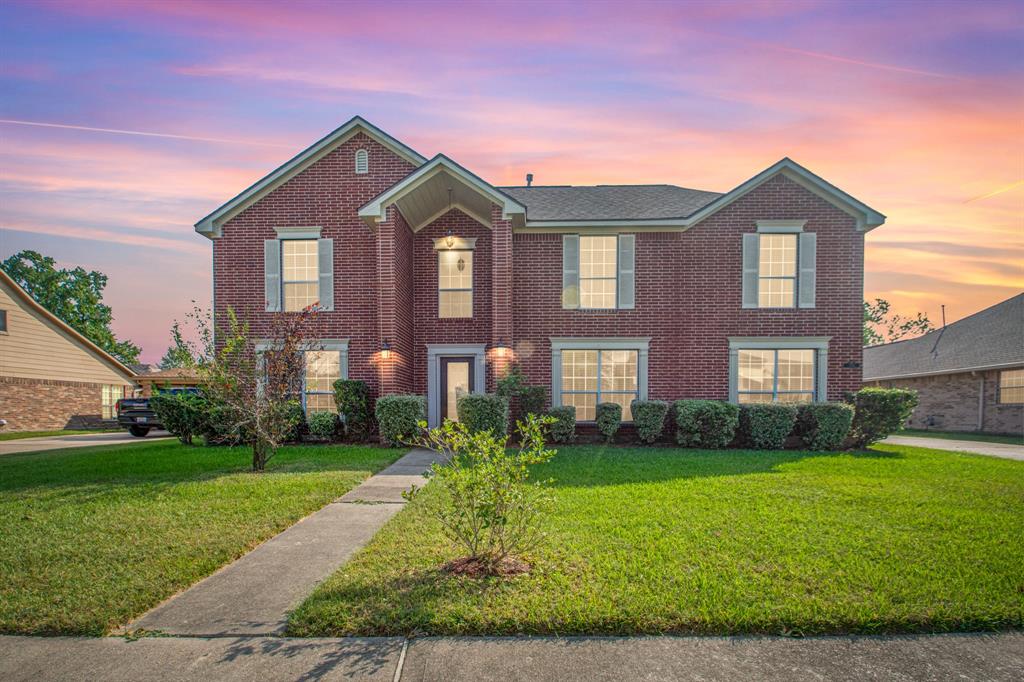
[406,414,557,575]
[496,364,547,421]
[547,405,576,443]
[149,392,205,445]
[333,379,373,441]
[519,385,548,417]
[630,400,669,444]
[495,363,528,399]
[307,411,339,439]
[738,404,798,450]
[849,387,919,447]
[285,400,305,442]
[595,402,622,443]
[796,402,855,450]
[375,394,426,446]
[674,399,739,448]
[457,393,510,436]
[199,399,242,446]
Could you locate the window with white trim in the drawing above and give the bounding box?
[102,384,125,419]
[561,349,638,421]
[579,235,617,309]
[282,239,319,312]
[758,233,797,308]
[304,350,340,413]
[999,368,1024,404]
[438,250,473,318]
[737,349,815,404]
[355,149,369,174]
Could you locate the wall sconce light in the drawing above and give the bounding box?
[445,230,455,249]
[380,340,392,359]
[843,360,862,369]
[493,338,510,356]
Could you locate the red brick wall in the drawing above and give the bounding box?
[0,376,127,431]
[378,206,415,393]
[213,132,416,396]
[513,174,864,403]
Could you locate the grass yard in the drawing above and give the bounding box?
[289,444,1024,637]
[0,440,401,636]
[0,429,120,441]
[898,428,1023,446]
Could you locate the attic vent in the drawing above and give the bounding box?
[355,149,369,175]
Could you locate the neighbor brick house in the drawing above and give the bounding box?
[196,117,886,427]
[0,269,137,431]
[864,294,1023,435]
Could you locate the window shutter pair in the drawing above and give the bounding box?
[263,238,334,312]
[740,232,816,308]
[561,234,635,310]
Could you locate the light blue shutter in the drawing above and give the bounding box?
[617,234,635,309]
[264,239,281,312]
[741,233,759,309]
[562,234,580,309]
[318,238,334,311]
[798,232,816,308]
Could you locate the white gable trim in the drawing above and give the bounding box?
[195,117,427,239]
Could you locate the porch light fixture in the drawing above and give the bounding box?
[445,229,455,249]
[380,340,392,359]
[493,338,510,355]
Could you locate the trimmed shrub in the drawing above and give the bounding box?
[519,385,548,417]
[796,402,855,450]
[674,399,739,448]
[199,400,241,446]
[595,402,622,443]
[849,387,919,447]
[631,399,669,444]
[547,405,576,443]
[307,411,339,439]
[457,393,510,436]
[375,395,426,446]
[333,379,373,441]
[738,404,798,450]
[149,392,205,445]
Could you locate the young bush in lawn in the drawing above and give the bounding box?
[457,393,510,435]
[406,414,557,575]
[333,379,373,441]
[738,404,798,450]
[849,387,919,447]
[375,395,426,446]
[306,411,339,439]
[674,399,739,448]
[796,402,855,450]
[149,392,206,445]
[596,402,622,443]
[630,400,669,444]
[547,405,576,443]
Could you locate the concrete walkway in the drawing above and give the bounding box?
[883,435,1024,461]
[2,632,1022,681]
[0,430,171,455]
[128,448,444,636]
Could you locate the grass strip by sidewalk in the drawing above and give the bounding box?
[896,429,1022,446]
[0,429,121,441]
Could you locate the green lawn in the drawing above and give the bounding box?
[288,444,1024,637]
[0,440,400,635]
[0,429,120,441]
[898,429,1023,446]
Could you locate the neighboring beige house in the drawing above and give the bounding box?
[0,269,137,432]
[135,367,201,397]
[863,293,1023,436]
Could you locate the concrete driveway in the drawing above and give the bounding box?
[883,435,1024,462]
[0,430,171,456]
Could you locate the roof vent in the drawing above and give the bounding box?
[526,173,533,187]
[355,149,369,175]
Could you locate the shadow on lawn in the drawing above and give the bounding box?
[541,445,903,488]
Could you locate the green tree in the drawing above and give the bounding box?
[863,298,934,347]
[158,304,212,369]
[1,250,141,365]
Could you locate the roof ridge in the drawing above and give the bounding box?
[864,292,1024,351]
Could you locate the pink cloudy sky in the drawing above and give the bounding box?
[1,0,1021,362]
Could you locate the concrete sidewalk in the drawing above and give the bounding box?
[0,430,171,455]
[128,448,444,636]
[2,632,1022,681]
[883,435,1024,461]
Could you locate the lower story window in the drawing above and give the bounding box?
[561,349,638,421]
[737,348,815,404]
[102,384,125,419]
[999,368,1024,404]
[304,350,339,413]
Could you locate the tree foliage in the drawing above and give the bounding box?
[863,298,934,347]
[1,250,141,365]
[159,303,212,369]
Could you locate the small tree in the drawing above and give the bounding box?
[160,302,213,369]
[864,298,934,346]
[199,307,317,472]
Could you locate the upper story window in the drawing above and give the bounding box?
[282,239,320,311]
[742,222,816,310]
[999,368,1024,404]
[758,234,797,308]
[355,149,369,174]
[562,234,635,310]
[438,250,473,318]
[580,236,618,309]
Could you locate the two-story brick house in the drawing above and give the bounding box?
[197,117,885,427]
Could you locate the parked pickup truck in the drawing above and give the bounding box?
[116,388,199,437]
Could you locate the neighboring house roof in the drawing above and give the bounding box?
[0,269,137,383]
[499,184,723,222]
[863,293,1024,380]
[135,367,200,381]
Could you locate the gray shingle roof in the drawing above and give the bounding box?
[863,293,1024,380]
[499,184,722,221]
